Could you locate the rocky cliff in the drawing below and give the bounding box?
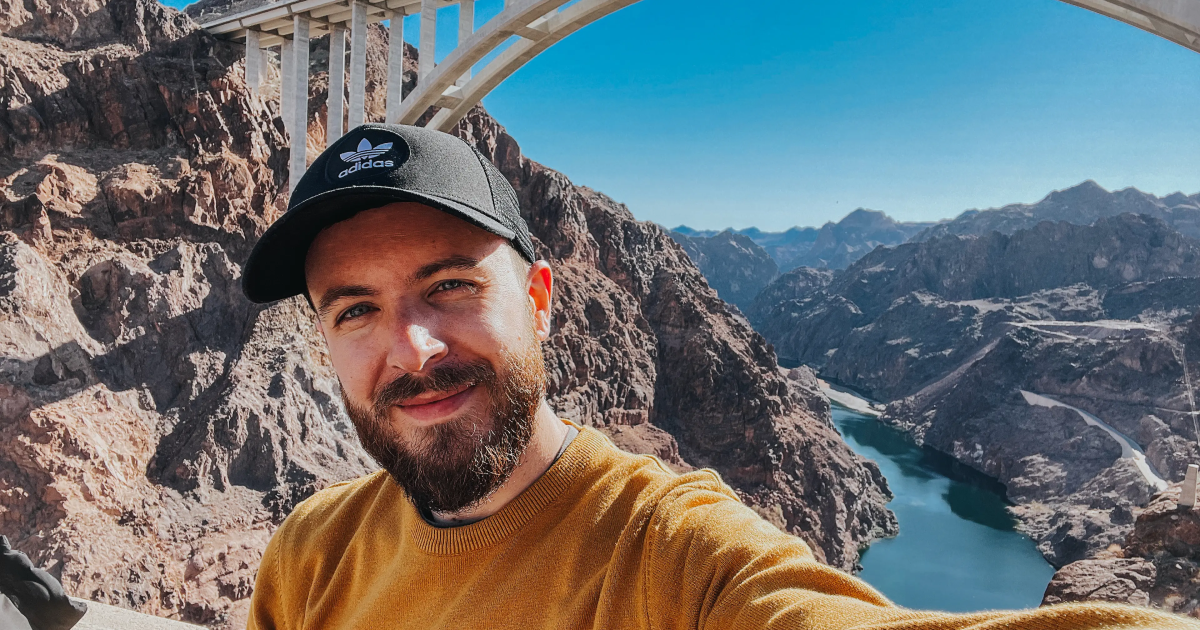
[1044,484,1200,617]
[0,1,895,627]
[751,214,1200,569]
[667,229,778,312]
[880,317,1198,567]
[916,180,1200,242]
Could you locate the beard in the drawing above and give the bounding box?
[341,340,547,515]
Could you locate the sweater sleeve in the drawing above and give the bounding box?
[246,525,288,630]
[643,477,1196,630]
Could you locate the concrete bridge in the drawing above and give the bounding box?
[197,0,641,189]
[196,0,1198,190]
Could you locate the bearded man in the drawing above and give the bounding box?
[243,124,1192,630]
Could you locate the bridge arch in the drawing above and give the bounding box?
[1060,0,1199,54]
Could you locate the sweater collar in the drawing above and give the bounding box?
[405,420,606,555]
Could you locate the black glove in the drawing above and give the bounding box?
[0,536,87,630]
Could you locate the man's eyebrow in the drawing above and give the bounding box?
[316,285,377,318]
[411,255,481,282]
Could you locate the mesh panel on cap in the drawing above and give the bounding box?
[469,143,537,262]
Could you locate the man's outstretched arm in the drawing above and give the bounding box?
[643,479,1196,630]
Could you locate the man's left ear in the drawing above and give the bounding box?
[527,260,553,341]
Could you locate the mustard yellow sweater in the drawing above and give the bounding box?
[247,422,1195,629]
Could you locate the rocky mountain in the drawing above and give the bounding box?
[916,180,1200,242]
[800,208,934,270]
[674,224,820,272]
[756,214,1200,372]
[674,208,933,272]
[667,229,778,311]
[1044,483,1199,617]
[880,315,1198,567]
[0,1,896,627]
[751,215,1200,575]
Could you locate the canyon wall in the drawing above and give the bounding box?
[747,212,1200,612]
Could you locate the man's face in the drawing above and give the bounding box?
[304,202,553,514]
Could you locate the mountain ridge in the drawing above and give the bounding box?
[915,180,1200,242]
[672,206,933,272]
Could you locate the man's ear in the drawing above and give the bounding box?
[527,260,553,341]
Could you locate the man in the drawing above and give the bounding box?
[243,123,1192,629]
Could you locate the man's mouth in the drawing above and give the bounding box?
[396,382,474,408]
[391,382,478,425]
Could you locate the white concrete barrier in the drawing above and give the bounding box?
[74,599,202,630]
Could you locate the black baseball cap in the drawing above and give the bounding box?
[241,123,537,304]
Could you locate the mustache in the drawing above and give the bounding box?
[372,361,495,414]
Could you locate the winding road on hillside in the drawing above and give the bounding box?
[1020,390,1169,492]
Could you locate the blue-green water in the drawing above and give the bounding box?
[834,406,1055,612]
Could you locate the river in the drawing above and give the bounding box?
[833,405,1056,612]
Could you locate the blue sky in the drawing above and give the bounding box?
[174,0,1199,230]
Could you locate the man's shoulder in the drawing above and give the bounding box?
[272,469,393,550]
[583,427,742,516]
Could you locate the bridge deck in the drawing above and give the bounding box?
[198,0,428,47]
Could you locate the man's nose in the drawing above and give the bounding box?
[385,316,448,374]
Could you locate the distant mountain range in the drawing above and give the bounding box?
[917,180,1200,242]
[668,231,778,311]
[673,182,1200,272]
[673,208,933,273]
[670,181,1200,314]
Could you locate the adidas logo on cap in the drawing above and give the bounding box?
[337,138,396,178]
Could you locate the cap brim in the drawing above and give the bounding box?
[241,186,516,304]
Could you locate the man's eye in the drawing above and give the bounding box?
[337,304,373,323]
[433,279,472,294]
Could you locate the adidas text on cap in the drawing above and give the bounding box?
[241,123,537,304]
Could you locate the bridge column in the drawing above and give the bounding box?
[457,1,474,86]
[261,44,270,89]
[280,39,294,135]
[1182,464,1198,508]
[288,16,311,190]
[386,13,405,123]
[419,0,436,80]
[348,0,368,129]
[328,26,346,142]
[244,30,262,93]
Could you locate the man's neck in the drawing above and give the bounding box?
[428,402,569,527]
